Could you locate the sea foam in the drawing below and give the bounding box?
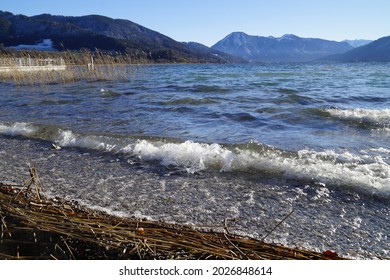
[0,122,37,136]
[324,108,390,129]
[131,140,234,173]
[1,122,389,196]
[126,139,390,195]
[55,129,118,152]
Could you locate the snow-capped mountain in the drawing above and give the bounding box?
[212,32,354,62]
[0,11,240,63]
[343,39,372,48]
[323,36,390,62]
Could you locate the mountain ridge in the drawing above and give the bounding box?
[1,11,387,63]
[211,32,354,62]
[342,39,373,48]
[321,36,390,62]
[0,11,240,63]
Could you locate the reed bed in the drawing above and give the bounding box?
[0,50,140,85]
[0,166,345,260]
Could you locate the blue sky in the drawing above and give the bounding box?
[2,0,389,46]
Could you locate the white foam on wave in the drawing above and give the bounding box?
[0,123,124,152]
[129,140,234,173]
[2,122,389,195]
[324,108,390,128]
[55,130,118,152]
[126,140,390,194]
[371,147,390,154]
[52,131,390,194]
[0,122,37,136]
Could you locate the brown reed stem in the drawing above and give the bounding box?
[261,209,294,242]
[0,175,347,260]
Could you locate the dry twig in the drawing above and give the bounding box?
[0,179,346,260]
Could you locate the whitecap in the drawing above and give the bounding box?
[124,140,390,195]
[0,122,37,136]
[3,122,388,197]
[54,129,118,152]
[324,108,390,129]
[130,140,234,173]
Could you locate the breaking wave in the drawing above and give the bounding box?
[1,122,389,197]
[323,108,390,130]
[0,122,37,136]
[130,140,389,194]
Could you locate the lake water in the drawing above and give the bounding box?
[1,63,389,259]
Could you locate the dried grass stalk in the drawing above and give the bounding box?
[0,172,346,260]
[0,50,138,85]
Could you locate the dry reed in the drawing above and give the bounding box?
[0,49,140,85]
[0,166,346,260]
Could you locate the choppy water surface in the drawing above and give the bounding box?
[1,63,389,259]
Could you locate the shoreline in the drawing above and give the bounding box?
[0,173,345,260]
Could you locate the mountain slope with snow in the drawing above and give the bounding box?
[323,36,390,62]
[212,32,353,62]
[0,11,240,63]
